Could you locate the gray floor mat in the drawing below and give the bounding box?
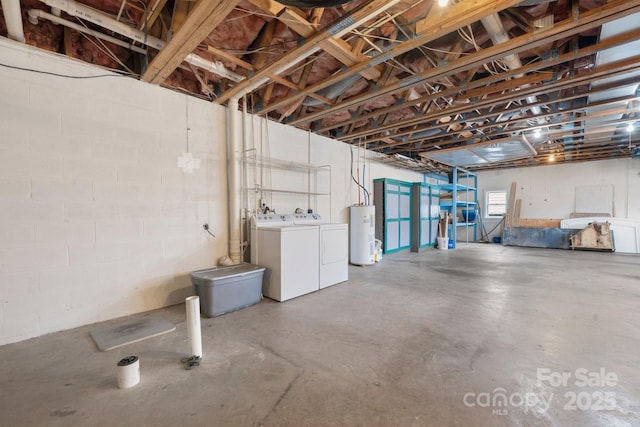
[89,314,176,351]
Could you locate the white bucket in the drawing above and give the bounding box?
[117,356,140,388]
[437,237,449,251]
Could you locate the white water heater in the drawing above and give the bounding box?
[350,205,375,265]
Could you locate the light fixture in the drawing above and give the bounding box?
[438,0,448,6]
[626,123,634,132]
[533,129,542,139]
[548,155,555,162]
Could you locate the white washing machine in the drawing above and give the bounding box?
[250,214,319,302]
[293,214,348,289]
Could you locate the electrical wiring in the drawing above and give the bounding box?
[229,7,323,28]
[350,145,370,205]
[74,17,137,75]
[0,62,134,78]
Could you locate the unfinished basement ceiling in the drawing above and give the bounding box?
[2,0,640,172]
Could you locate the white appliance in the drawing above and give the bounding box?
[293,214,348,289]
[250,214,319,301]
[350,205,376,265]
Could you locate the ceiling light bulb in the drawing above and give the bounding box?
[626,123,634,132]
[438,0,448,7]
[549,155,555,162]
[533,129,541,139]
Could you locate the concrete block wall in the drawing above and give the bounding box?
[0,39,424,346]
[0,40,228,345]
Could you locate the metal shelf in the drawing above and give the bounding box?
[244,186,329,196]
[242,149,332,220]
[439,183,476,192]
[440,200,477,208]
[439,166,477,247]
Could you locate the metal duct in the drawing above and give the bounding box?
[302,74,362,106]
[1,0,25,42]
[301,38,396,107]
[480,13,542,117]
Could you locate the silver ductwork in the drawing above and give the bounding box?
[480,13,542,117]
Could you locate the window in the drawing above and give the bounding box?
[485,190,507,218]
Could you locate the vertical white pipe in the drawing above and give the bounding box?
[1,0,25,43]
[227,97,242,264]
[185,296,202,358]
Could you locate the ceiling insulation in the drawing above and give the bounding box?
[2,0,640,172]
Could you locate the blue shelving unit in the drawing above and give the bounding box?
[439,167,477,248]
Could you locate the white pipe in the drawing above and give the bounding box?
[184,53,242,82]
[481,14,542,117]
[227,97,243,265]
[28,9,147,54]
[37,0,242,81]
[115,0,126,22]
[139,0,162,31]
[41,0,164,49]
[185,296,202,358]
[1,0,25,43]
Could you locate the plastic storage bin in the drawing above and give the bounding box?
[189,263,265,317]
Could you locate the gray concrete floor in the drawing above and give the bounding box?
[1,244,639,427]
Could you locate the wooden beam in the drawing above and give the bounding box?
[505,182,517,228]
[138,0,169,31]
[250,0,381,80]
[252,19,277,70]
[513,199,522,227]
[142,0,242,84]
[170,0,194,39]
[266,0,640,122]
[217,0,398,104]
[517,219,562,228]
[343,45,640,142]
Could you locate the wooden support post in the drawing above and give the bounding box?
[505,182,517,228]
[514,199,522,227]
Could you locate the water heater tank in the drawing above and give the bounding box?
[350,205,376,265]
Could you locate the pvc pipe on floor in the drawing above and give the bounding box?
[185,296,202,358]
[117,355,140,388]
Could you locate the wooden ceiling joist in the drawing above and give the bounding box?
[142,0,242,84]
[217,0,399,104]
[315,22,640,137]
[256,0,527,117]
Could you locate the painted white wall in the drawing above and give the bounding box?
[243,116,422,223]
[0,39,422,345]
[477,158,640,239]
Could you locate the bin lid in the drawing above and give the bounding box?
[189,263,265,281]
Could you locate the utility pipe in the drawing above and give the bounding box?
[28,9,147,54]
[227,97,243,264]
[1,0,25,42]
[36,0,242,81]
